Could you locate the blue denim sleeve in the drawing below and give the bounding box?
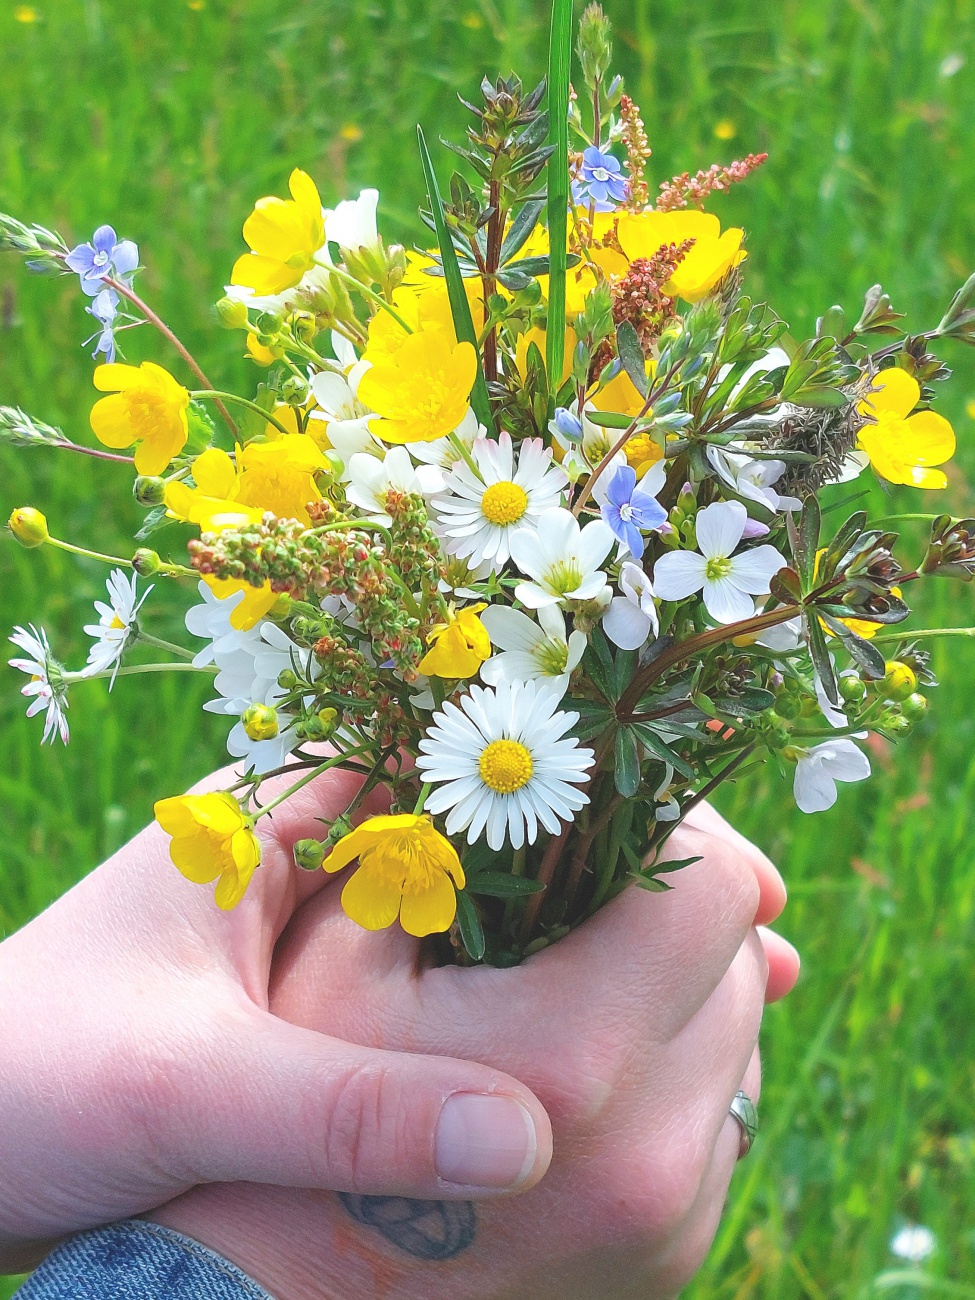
[13,1220,276,1300]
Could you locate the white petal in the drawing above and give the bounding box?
[727,544,787,594]
[819,739,871,783]
[479,604,541,653]
[702,576,754,624]
[652,551,708,601]
[695,500,747,560]
[793,754,839,813]
[603,598,654,650]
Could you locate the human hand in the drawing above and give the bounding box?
[152,801,799,1300]
[0,767,554,1274]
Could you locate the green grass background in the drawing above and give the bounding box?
[1,0,974,1293]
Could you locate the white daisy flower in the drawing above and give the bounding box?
[706,446,801,514]
[324,188,380,252]
[416,680,595,850]
[603,561,660,650]
[652,500,786,625]
[890,1224,936,1263]
[432,431,567,570]
[185,582,262,670]
[82,568,151,686]
[510,506,615,609]
[792,737,870,813]
[219,624,321,775]
[479,604,586,696]
[346,446,444,523]
[8,624,69,745]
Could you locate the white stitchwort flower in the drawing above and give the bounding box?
[346,446,444,522]
[890,1224,936,1263]
[416,680,595,850]
[324,188,380,252]
[8,624,69,745]
[479,604,586,696]
[308,364,380,476]
[653,500,786,624]
[792,738,870,813]
[82,568,152,685]
[432,431,567,570]
[510,507,615,609]
[603,561,660,650]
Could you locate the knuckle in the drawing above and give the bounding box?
[589,1134,709,1244]
[320,1058,423,1191]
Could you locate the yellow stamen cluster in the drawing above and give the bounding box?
[480,481,529,526]
[478,739,534,794]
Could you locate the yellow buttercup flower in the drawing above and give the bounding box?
[363,279,483,364]
[154,791,261,910]
[90,362,190,476]
[205,577,278,631]
[322,813,465,936]
[235,434,327,523]
[419,604,491,678]
[231,168,325,297]
[596,210,746,303]
[856,368,955,490]
[356,328,476,443]
[165,447,264,532]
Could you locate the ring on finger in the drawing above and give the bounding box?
[729,1089,758,1159]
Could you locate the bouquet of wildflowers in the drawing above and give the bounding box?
[5,1,975,964]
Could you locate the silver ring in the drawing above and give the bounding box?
[729,1090,758,1158]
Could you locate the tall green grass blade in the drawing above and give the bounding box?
[416,126,497,436]
[545,0,573,388]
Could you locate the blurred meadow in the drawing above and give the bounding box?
[1,0,975,1294]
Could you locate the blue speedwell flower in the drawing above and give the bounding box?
[572,147,628,211]
[65,225,139,297]
[600,464,667,557]
[84,288,119,361]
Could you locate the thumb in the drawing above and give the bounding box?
[168,1005,552,1199]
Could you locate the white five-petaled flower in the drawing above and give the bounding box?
[792,738,870,813]
[431,431,567,571]
[603,561,660,651]
[479,604,586,697]
[324,188,380,252]
[82,569,151,685]
[408,408,481,470]
[653,500,786,625]
[346,446,444,523]
[8,624,69,745]
[510,507,615,609]
[308,365,380,476]
[416,680,595,850]
[706,446,801,514]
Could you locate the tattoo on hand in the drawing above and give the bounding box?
[337,1194,476,1260]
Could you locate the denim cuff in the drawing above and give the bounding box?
[13,1219,276,1299]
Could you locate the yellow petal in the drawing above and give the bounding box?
[231,252,302,296]
[901,409,956,465]
[134,428,186,477]
[193,447,240,500]
[214,862,253,910]
[321,814,426,873]
[340,861,404,930]
[154,794,200,838]
[89,394,137,450]
[167,833,224,884]
[399,868,459,937]
[93,362,144,393]
[860,368,920,420]
[229,582,279,630]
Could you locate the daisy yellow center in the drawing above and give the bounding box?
[481,481,529,526]
[110,615,126,629]
[478,739,534,794]
[705,556,732,581]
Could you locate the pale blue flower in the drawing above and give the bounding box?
[572,147,628,211]
[600,465,667,557]
[64,224,139,296]
[84,288,119,361]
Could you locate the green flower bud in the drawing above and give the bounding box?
[294,838,327,871]
[838,674,867,703]
[576,2,613,87]
[881,660,918,703]
[268,593,293,620]
[132,547,162,576]
[242,703,279,741]
[280,375,310,407]
[901,692,928,722]
[885,713,913,736]
[764,720,792,749]
[325,814,353,848]
[133,476,166,507]
[8,506,49,547]
[214,296,250,330]
[277,668,299,690]
[255,310,282,335]
[773,691,802,720]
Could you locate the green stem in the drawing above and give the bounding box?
[190,391,291,437]
[412,782,432,815]
[66,661,216,685]
[448,432,484,483]
[253,745,377,820]
[48,536,132,568]
[870,626,975,644]
[314,258,414,336]
[136,631,194,660]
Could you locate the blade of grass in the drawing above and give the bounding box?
[416,125,497,436]
[545,0,573,388]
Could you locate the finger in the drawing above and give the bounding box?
[757,925,800,1003]
[683,801,786,925]
[163,999,553,1200]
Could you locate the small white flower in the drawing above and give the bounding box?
[707,446,801,513]
[653,500,786,624]
[603,561,659,650]
[185,582,259,670]
[346,446,444,523]
[409,407,482,470]
[652,764,681,822]
[890,1224,936,1263]
[792,737,870,813]
[82,568,151,686]
[8,624,69,745]
[432,431,567,570]
[308,365,380,478]
[416,680,595,850]
[219,623,321,775]
[324,188,380,251]
[510,507,615,609]
[479,604,586,696]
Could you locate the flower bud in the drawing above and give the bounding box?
[214,296,250,330]
[255,310,282,336]
[132,547,162,576]
[838,673,867,703]
[881,660,917,703]
[268,593,293,620]
[551,407,583,443]
[280,375,310,407]
[901,692,928,722]
[133,475,166,506]
[576,2,613,87]
[885,712,913,736]
[277,668,299,690]
[325,813,353,847]
[294,838,327,871]
[773,691,802,720]
[242,703,279,741]
[8,506,49,547]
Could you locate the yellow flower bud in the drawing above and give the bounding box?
[8,506,49,548]
[881,660,918,703]
[242,703,280,741]
[214,296,250,330]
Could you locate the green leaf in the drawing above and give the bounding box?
[134,505,169,542]
[545,0,573,385]
[417,126,496,436]
[631,874,672,892]
[455,889,485,961]
[614,725,642,797]
[629,722,696,778]
[584,409,633,429]
[499,199,545,263]
[615,321,649,398]
[652,855,703,874]
[806,612,839,705]
[469,872,546,898]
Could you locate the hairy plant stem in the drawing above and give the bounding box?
[481,180,503,385]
